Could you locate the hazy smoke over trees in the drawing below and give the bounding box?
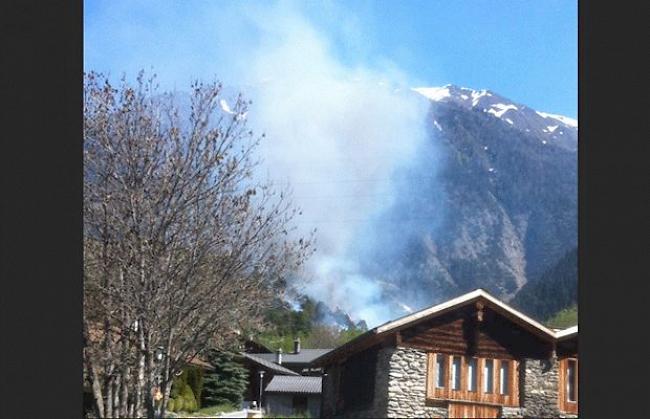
[219,4,441,327]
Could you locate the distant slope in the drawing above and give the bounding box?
[354,86,577,313]
[510,247,578,320]
[545,305,578,329]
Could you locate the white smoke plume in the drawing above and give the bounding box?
[223,4,435,327]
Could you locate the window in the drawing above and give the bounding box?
[483,360,494,393]
[427,353,518,406]
[436,354,446,388]
[451,356,462,390]
[567,360,576,401]
[467,358,477,392]
[499,360,510,395]
[559,358,578,414]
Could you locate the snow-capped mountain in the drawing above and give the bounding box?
[412,85,577,151]
[350,85,577,315]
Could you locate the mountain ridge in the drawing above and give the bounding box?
[412,84,577,151]
[346,84,577,319]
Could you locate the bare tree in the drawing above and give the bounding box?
[83,71,312,418]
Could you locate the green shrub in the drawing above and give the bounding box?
[172,397,181,412]
[169,367,201,413]
[166,399,175,412]
[178,383,198,412]
[185,367,204,408]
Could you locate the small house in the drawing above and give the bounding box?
[242,338,332,417]
[264,375,323,418]
[248,338,331,376]
[313,289,578,418]
[240,352,300,409]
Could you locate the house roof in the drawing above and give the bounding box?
[555,325,578,340]
[187,356,216,371]
[240,353,300,376]
[264,376,322,394]
[248,349,332,365]
[375,289,556,337]
[313,288,562,366]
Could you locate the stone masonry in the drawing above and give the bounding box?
[519,358,560,418]
[381,347,562,418]
[324,346,566,418]
[385,347,447,418]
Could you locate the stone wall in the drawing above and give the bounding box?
[385,347,447,418]
[501,406,525,418]
[519,358,560,418]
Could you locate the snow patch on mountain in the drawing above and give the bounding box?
[412,86,452,101]
[411,85,577,152]
[536,111,578,128]
[488,103,518,118]
[471,90,490,106]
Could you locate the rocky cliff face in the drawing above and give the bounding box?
[352,86,577,311]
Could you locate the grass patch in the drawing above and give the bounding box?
[179,402,237,417]
[546,305,578,329]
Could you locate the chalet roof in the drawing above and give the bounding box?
[248,349,331,365]
[376,289,556,337]
[187,356,216,371]
[240,353,300,376]
[313,289,561,366]
[555,325,578,340]
[264,376,322,394]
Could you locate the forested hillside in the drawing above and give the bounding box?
[256,296,366,352]
[353,88,577,316]
[511,247,578,322]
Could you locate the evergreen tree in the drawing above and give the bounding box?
[511,247,578,320]
[201,350,249,407]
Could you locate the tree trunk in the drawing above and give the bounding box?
[119,365,130,417]
[119,276,130,418]
[159,379,173,419]
[88,359,105,418]
[145,347,156,419]
[158,330,174,419]
[113,374,121,418]
[105,375,113,418]
[135,325,146,418]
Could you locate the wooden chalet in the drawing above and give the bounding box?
[313,289,578,418]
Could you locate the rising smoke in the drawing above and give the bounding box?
[223,3,442,327]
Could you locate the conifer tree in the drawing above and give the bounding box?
[201,350,249,407]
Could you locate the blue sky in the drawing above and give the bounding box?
[85,0,577,118]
